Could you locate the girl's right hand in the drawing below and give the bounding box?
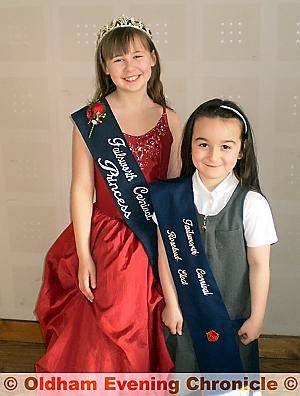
[162,304,183,335]
[78,255,96,302]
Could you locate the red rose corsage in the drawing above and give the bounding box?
[86,101,107,138]
[206,329,220,343]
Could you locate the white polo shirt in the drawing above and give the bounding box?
[192,170,278,247]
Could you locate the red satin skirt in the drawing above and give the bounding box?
[35,206,173,372]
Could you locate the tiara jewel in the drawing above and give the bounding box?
[97,15,152,45]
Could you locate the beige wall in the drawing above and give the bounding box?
[0,0,299,335]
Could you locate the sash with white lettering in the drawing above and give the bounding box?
[150,177,244,372]
[71,98,158,278]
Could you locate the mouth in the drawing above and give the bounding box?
[123,75,140,82]
[205,164,222,168]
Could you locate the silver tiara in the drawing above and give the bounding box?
[97,15,152,46]
[220,105,248,134]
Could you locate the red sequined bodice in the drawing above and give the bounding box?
[94,109,173,218]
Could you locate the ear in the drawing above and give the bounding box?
[104,64,109,75]
[150,50,156,67]
[101,59,109,75]
[237,141,244,160]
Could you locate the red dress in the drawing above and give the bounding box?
[35,108,174,373]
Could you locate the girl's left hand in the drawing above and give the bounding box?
[238,317,263,345]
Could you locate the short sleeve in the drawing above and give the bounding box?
[243,191,278,247]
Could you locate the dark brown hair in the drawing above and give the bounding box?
[180,98,262,194]
[92,26,167,108]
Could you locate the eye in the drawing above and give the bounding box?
[134,55,143,59]
[113,58,123,63]
[222,144,231,150]
[198,143,208,148]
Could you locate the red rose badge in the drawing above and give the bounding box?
[206,329,220,343]
[86,102,107,138]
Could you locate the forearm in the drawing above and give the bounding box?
[158,230,179,307]
[159,259,179,306]
[248,246,271,322]
[70,184,94,260]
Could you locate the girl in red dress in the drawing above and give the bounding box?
[35,16,181,373]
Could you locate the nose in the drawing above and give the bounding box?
[124,58,134,71]
[209,147,220,162]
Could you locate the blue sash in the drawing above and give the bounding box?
[71,98,158,278]
[150,177,245,372]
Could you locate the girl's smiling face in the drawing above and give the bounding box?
[104,36,156,93]
[192,116,243,189]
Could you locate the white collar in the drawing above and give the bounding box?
[192,171,239,215]
[193,170,239,196]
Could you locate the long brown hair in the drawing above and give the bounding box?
[180,98,262,194]
[92,26,167,107]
